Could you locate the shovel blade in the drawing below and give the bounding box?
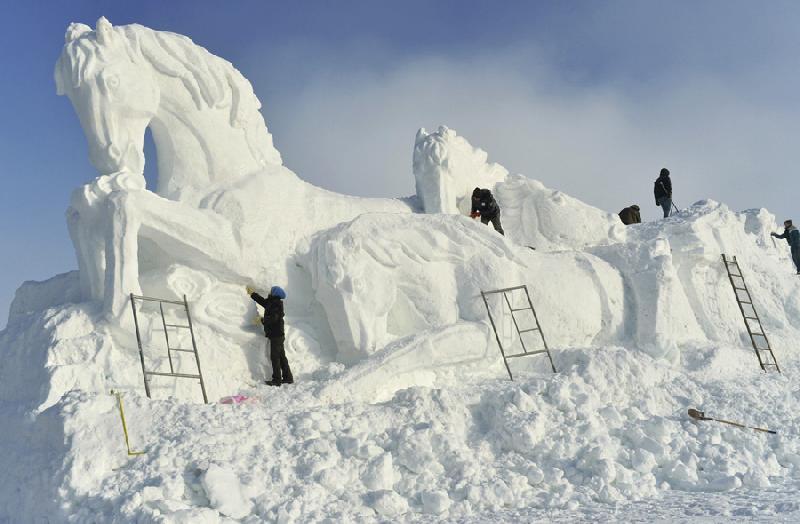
[688,408,707,420]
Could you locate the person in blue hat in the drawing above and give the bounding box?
[246,284,293,386]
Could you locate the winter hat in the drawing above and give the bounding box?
[631,205,640,210]
[785,220,793,227]
[270,286,287,299]
[660,168,670,177]
[473,187,481,196]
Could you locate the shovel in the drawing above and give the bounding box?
[688,408,776,434]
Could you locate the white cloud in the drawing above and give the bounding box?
[247,44,798,223]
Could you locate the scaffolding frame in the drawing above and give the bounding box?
[129,293,209,403]
[480,285,557,380]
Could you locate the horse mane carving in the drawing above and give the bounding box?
[55,17,281,197]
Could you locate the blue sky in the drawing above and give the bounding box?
[2,1,800,327]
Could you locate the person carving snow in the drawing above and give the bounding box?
[470,187,504,235]
[247,285,293,386]
[654,168,673,218]
[771,220,800,274]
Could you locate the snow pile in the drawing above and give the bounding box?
[2,17,800,522]
[5,347,798,522]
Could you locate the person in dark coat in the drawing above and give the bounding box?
[771,220,800,274]
[470,187,504,235]
[653,168,673,218]
[618,205,641,225]
[247,285,293,386]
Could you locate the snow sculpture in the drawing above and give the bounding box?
[55,18,281,196]
[413,126,508,215]
[54,18,277,315]
[302,213,529,362]
[55,17,410,316]
[414,125,625,250]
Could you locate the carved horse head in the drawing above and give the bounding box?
[56,17,281,201]
[56,18,157,177]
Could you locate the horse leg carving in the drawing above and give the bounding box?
[104,192,143,318]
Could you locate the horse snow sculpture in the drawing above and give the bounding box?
[413,126,508,215]
[55,17,409,316]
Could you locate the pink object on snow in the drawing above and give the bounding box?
[220,395,250,404]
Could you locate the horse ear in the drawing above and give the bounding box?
[65,23,91,43]
[96,16,113,45]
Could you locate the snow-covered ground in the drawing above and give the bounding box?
[2,18,800,523]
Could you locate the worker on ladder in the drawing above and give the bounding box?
[247,285,294,386]
[771,219,800,274]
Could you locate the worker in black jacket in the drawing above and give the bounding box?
[618,205,641,225]
[771,220,800,274]
[470,187,504,235]
[247,285,293,386]
[654,168,672,218]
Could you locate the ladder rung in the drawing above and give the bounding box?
[164,323,191,328]
[743,316,759,320]
[130,294,186,306]
[505,349,548,359]
[144,371,201,379]
[739,301,752,305]
[482,285,527,296]
[168,348,195,353]
[510,307,530,312]
[518,327,540,334]
[732,287,748,292]
[750,332,765,337]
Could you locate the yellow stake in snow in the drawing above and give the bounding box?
[111,390,146,456]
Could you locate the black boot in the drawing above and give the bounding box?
[265,379,281,387]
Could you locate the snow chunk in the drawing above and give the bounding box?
[361,453,394,491]
[421,490,451,514]
[368,490,409,517]
[200,464,252,519]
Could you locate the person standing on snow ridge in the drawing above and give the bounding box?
[654,168,673,218]
[618,204,641,225]
[247,285,293,386]
[771,220,800,274]
[470,187,504,235]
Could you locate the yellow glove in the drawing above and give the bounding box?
[252,314,263,326]
[246,285,255,295]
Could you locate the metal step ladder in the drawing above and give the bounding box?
[129,293,209,402]
[721,255,780,373]
[480,285,557,380]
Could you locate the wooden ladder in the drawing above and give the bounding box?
[721,255,780,373]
